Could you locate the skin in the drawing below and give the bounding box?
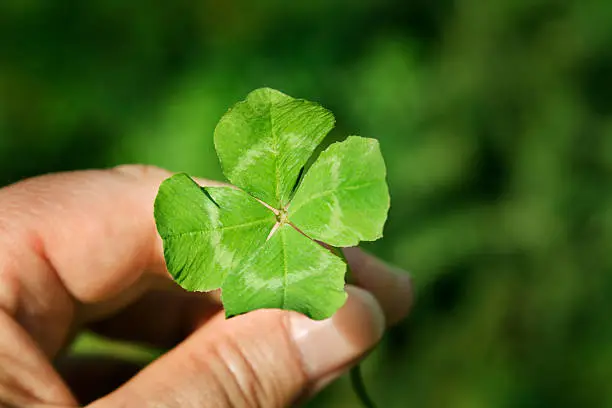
[0,165,412,408]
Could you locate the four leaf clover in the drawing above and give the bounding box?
[154,88,389,320]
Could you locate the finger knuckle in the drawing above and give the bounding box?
[207,312,308,408]
[111,164,171,180]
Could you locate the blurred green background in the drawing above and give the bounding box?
[2,1,612,407]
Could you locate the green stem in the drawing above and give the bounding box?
[333,247,378,408]
[350,364,378,408]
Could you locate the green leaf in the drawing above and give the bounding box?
[289,136,389,247]
[214,87,335,209]
[221,223,347,320]
[154,173,276,291]
[154,89,390,321]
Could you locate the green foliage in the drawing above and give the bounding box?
[214,88,335,208]
[222,223,347,320]
[290,136,389,247]
[154,174,276,292]
[154,88,389,320]
[3,1,612,406]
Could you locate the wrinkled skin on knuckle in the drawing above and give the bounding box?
[201,312,309,408]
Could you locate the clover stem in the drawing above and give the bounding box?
[350,364,378,408]
[333,247,378,408]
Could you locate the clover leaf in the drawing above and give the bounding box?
[154,88,389,320]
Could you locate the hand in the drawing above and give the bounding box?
[0,165,412,408]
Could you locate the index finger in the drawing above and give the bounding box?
[0,166,227,357]
[1,166,184,304]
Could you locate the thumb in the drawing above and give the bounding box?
[88,286,385,408]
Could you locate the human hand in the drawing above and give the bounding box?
[0,165,412,408]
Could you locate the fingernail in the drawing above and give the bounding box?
[343,247,413,325]
[288,286,385,380]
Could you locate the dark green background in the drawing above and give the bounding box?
[2,1,612,407]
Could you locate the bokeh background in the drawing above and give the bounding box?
[2,1,612,407]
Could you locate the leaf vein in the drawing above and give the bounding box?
[291,179,383,214]
[280,228,288,309]
[163,219,272,239]
[270,102,282,206]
